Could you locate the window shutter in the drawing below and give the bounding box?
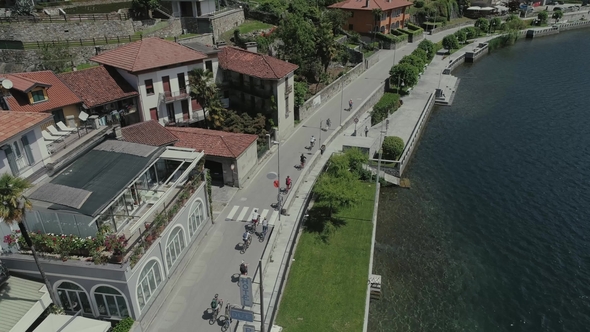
[3,145,19,176]
[21,135,35,166]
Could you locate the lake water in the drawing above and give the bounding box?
[369,29,590,332]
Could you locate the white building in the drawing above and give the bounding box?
[163,0,217,17]
[90,37,220,126]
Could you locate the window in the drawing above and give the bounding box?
[167,103,175,122]
[165,227,186,270]
[94,286,129,318]
[137,260,163,310]
[380,25,386,33]
[57,282,93,314]
[52,109,65,125]
[259,79,265,89]
[349,24,353,30]
[12,141,27,170]
[177,73,186,90]
[205,60,213,72]
[223,90,230,99]
[351,12,354,17]
[188,200,205,237]
[31,90,45,103]
[145,79,154,95]
[250,96,255,107]
[20,135,34,166]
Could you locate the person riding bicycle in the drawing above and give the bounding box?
[251,208,260,224]
[211,294,220,312]
[242,231,251,244]
[310,135,316,148]
[300,154,307,168]
[286,176,292,190]
[240,261,248,275]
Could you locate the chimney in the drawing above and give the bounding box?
[365,0,369,7]
[216,41,227,49]
[114,125,123,140]
[245,42,258,53]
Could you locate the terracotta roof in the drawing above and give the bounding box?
[328,0,412,11]
[3,71,82,113]
[90,38,208,73]
[4,75,50,93]
[168,127,258,158]
[218,47,298,80]
[58,66,138,108]
[0,112,52,144]
[121,120,179,147]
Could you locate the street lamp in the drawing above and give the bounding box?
[272,140,281,222]
[265,133,271,150]
[230,163,236,187]
[339,83,344,126]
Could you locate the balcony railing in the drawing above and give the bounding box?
[162,87,190,103]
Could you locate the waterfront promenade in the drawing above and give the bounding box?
[134,26,469,332]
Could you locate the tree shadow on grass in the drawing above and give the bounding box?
[303,205,347,244]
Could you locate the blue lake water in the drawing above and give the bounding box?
[369,29,590,332]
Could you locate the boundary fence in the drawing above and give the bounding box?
[0,13,128,23]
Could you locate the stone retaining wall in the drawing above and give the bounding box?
[0,20,135,41]
[176,33,214,46]
[558,20,590,31]
[365,51,380,68]
[526,26,559,38]
[209,8,245,42]
[58,0,130,10]
[133,18,182,38]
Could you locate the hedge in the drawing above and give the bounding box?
[371,93,401,125]
[406,23,425,35]
[376,32,408,44]
[112,317,135,332]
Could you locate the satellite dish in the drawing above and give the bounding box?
[1,79,13,90]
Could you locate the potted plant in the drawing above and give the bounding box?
[105,234,128,263]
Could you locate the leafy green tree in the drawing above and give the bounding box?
[13,0,34,16]
[454,29,467,44]
[552,10,563,23]
[442,34,459,52]
[389,63,419,90]
[504,16,527,31]
[412,48,429,63]
[130,0,160,18]
[382,136,405,160]
[294,81,309,110]
[371,8,383,40]
[463,27,478,39]
[399,54,426,72]
[0,174,60,306]
[39,44,72,73]
[324,9,351,35]
[505,14,519,22]
[188,68,225,129]
[276,13,316,70]
[490,17,502,31]
[537,11,549,25]
[417,39,435,60]
[475,17,490,33]
[316,18,337,73]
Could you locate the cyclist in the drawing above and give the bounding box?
[310,135,316,148]
[262,218,268,236]
[251,208,260,225]
[240,261,248,275]
[211,294,221,315]
[286,176,292,190]
[326,118,331,129]
[300,154,307,169]
[242,231,251,246]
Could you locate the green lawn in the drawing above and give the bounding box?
[220,20,273,42]
[276,181,375,332]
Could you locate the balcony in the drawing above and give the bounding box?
[227,80,274,99]
[161,87,190,103]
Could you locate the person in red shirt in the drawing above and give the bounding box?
[286,176,292,190]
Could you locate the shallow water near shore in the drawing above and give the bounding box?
[369,29,590,332]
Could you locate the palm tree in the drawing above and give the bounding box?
[0,173,59,305]
[188,68,226,129]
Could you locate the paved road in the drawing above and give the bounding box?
[143,27,468,332]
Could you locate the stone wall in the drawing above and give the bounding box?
[133,18,182,38]
[0,20,135,41]
[558,20,590,31]
[176,33,214,46]
[365,51,380,68]
[210,8,245,42]
[0,44,121,73]
[58,0,130,10]
[299,62,365,121]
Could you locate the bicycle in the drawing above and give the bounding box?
[240,236,252,254]
[209,299,223,325]
[221,303,233,332]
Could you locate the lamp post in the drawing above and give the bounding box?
[230,163,236,187]
[265,133,271,151]
[339,83,344,125]
[272,140,281,222]
[376,119,390,185]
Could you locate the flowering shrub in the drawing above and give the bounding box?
[105,234,128,255]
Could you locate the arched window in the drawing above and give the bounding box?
[137,260,163,310]
[93,286,129,318]
[166,227,186,270]
[188,199,205,237]
[57,282,93,314]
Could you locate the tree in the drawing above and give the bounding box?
[504,16,527,31]
[188,68,225,129]
[390,63,419,90]
[442,34,459,52]
[490,17,502,31]
[39,44,72,73]
[454,29,467,44]
[552,10,563,24]
[315,18,337,73]
[537,11,548,25]
[324,9,351,35]
[417,39,435,60]
[412,48,429,64]
[130,0,160,18]
[399,54,426,72]
[463,26,478,39]
[475,18,490,33]
[294,81,308,110]
[276,13,316,76]
[13,0,34,16]
[372,8,383,40]
[382,136,405,160]
[0,174,59,306]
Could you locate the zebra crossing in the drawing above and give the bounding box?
[225,205,280,226]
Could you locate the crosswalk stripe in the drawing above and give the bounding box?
[268,211,279,226]
[226,205,239,220]
[260,209,269,220]
[236,207,249,222]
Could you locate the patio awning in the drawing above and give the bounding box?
[33,314,110,332]
[481,7,495,10]
[467,6,481,10]
[160,147,204,162]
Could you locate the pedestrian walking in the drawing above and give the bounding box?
[349,99,353,110]
[364,126,369,137]
[320,144,326,155]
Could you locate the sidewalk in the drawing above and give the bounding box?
[138,26,470,332]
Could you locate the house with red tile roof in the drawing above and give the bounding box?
[90,38,214,126]
[167,127,258,187]
[328,0,413,35]
[218,45,298,141]
[121,120,179,147]
[0,112,53,179]
[0,71,82,129]
[58,66,140,127]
